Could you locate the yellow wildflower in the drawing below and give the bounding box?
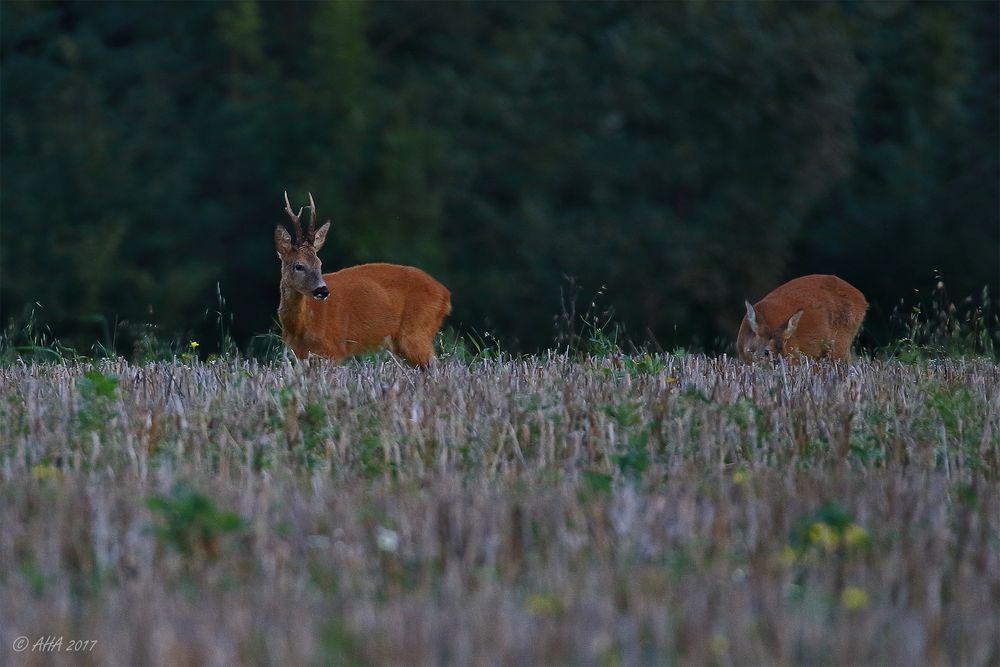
[710,633,730,656]
[807,522,839,552]
[841,586,869,610]
[31,464,60,481]
[189,341,200,349]
[779,545,799,566]
[524,593,564,617]
[732,469,748,485]
[843,523,870,548]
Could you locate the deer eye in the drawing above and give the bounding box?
[294,264,305,272]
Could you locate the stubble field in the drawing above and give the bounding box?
[1,354,998,665]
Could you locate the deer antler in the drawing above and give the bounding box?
[306,192,318,244]
[283,190,305,245]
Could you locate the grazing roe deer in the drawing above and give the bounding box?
[274,192,451,367]
[738,274,867,363]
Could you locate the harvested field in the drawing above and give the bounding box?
[1,355,998,665]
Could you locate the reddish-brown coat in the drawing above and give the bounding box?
[737,274,867,363]
[275,193,450,367]
[278,263,451,367]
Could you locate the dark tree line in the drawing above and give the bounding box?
[2,0,997,354]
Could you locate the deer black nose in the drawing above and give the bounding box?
[313,286,329,300]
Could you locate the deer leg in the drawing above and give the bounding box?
[396,295,448,368]
[397,334,435,368]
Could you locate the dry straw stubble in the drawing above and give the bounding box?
[0,354,998,665]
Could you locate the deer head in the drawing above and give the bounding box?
[275,191,332,300]
[742,300,803,361]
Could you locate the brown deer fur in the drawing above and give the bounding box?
[737,274,867,363]
[275,193,451,367]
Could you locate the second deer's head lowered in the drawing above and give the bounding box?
[275,191,332,300]
[742,300,803,362]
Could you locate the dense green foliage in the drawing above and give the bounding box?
[2,0,997,353]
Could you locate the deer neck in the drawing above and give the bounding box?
[277,279,311,342]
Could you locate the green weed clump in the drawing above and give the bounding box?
[885,281,999,361]
[147,485,244,560]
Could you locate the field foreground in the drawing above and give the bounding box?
[1,355,998,665]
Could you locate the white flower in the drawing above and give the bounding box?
[376,526,399,553]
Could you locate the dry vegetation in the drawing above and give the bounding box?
[1,354,998,665]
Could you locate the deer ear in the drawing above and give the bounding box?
[783,310,804,340]
[312,221,331,252]
[274,225,293,257]
[745,300,761,335]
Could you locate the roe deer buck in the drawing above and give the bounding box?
[738,274,867,363]
[274,192,451,367]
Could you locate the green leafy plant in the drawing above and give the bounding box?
[77,368,119,434]
[146,485,244,560]
[605,401,651,480]
[623,352,666,375]
[0,307,79,363]
[581,470,613,495]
